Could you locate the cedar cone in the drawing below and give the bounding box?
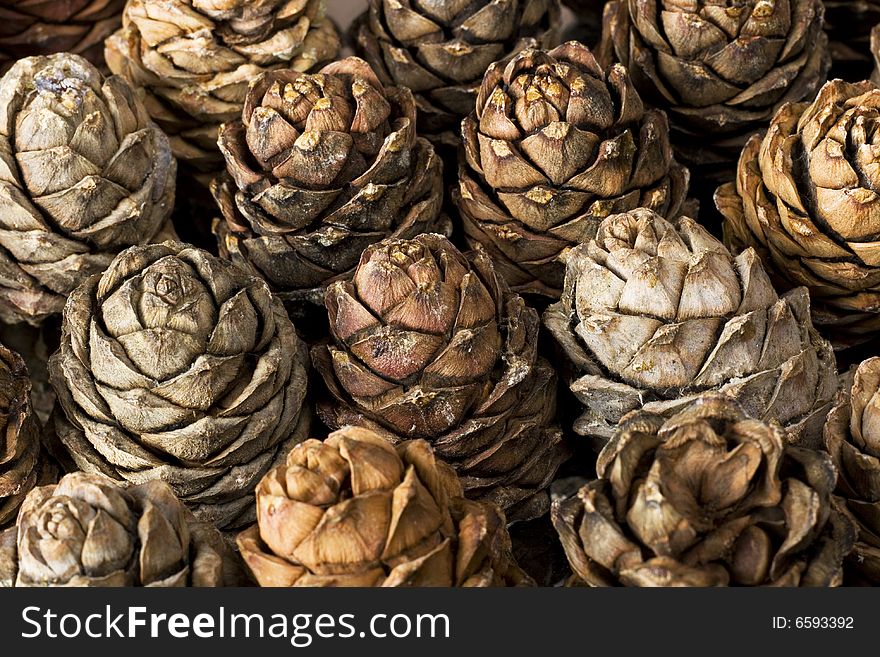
[353,0,562,146]
[105,0,341,178]
[544,207,837,449]
[717,79,880,346]
[312,233,569,523]
[552,394,855,586]
[600,0,830,178]
[824,357,880,584]
[238,425,533,587]
[47,242,311,530]
[211,57,447,311]
[0,54,176,325]
[0,0,125,73]
[0,472,238,586]
[0,342,53,528]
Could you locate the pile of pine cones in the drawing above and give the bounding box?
[1,0,879,588]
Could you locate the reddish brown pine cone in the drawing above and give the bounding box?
[312,233,569,524]
[212,57,447,311]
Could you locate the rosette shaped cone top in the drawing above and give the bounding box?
[552,394,856,586]
[0,0,125,73]
[312,234,568,523]
[105,0,341,177]
[824,358,880,584]
[824,1,880,79]
[237,426,533,587]
[454,42,689,298]
[543,208,838,449]
[601,0,829,174]
[47,242,311,530]
[0,344,53,528]
[717,80,880,346]
[0,54,176,326]
[0,472,237,586]
[354,0,561,145]
[212,57,446,310]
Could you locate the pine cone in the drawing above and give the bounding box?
[717,79,880,346]
[454,42,689,297]
[0,343,52,528]
[824,1,880,79]
[47,242,311,530]
[601,0,829,177]
[353,0,561,146]
[0,54,176,325]
[0,472,237,587]
[0,0,125,73]
[105,0,341,177]
[543,208,837,449]
[212,57,446,311]
[552,394,855,586]
[312,234,569,523]
[824,358,880,584]
[237,425,533,587]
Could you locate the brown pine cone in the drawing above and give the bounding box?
[312,233,569,524]
[454,41,689,297]
[601,0,829,178]
[824,358,880,584]
[717,79,880,347]
[0,472,238,587]
[0,0,125,73]
[0,343,53,528]
[353,0,561,146]
[552,394,856,586]
[105,0,341,178]
[238,425,533,587]
[47,241,311,530]
[544,208,838,449]
[212,57,446,311]
[0,54,176,325]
